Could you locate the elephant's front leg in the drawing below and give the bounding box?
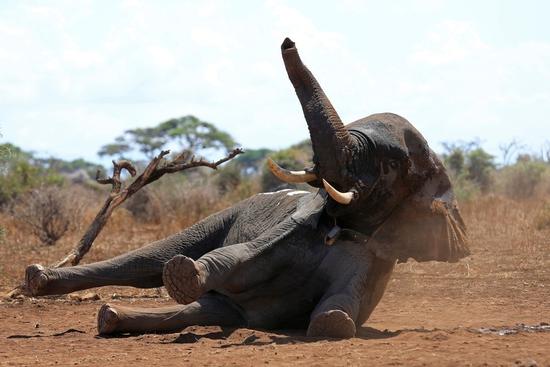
[307,242,395,339]
[307,271,367,338]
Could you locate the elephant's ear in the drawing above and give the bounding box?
[368,132,469,263]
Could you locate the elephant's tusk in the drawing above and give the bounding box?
[322,179,354,205]
[267,158,317,183]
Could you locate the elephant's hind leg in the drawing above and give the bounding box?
[97,293,245,335]
[25,264,49,296]
[24,205,237,296]
[24,254,166,297]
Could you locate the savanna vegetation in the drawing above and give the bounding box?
[0,115,548,290]
[1,119,549,366]
[1,118,549,254]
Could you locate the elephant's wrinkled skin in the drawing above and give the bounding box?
[24,38,469,338]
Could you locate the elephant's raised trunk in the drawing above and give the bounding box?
[281,38,352,181]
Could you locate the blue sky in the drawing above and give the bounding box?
[1,0,549,163]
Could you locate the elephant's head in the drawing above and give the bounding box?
[270,38,469,263]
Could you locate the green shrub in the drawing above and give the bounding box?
[497,159,549,199]
[0,144,65,206]
[215,163,243,194]
[260,141,313,192]
[449,172,481,202]
[466,148,495,192]
[442,142,495,194]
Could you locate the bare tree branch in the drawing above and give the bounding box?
[55,148,242,268]
[7,148,243,297]
[498,139,525,167]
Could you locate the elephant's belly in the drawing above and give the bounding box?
[219,267,329,329]
[239,294,319,329]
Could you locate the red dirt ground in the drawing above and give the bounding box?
[1,282,548,366]
[1,197,549,366]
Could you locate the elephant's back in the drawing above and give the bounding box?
[223,189,311,245]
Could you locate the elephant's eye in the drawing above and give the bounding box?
[389,160,399,169]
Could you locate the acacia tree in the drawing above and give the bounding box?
[97,136,132,159]
[98,115,237,160]
[158,116,236,154]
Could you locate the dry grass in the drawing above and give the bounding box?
[0,178,243,292]
[1,163,548,366]
[0,187,549,301]
[534,201,550,230]
[10,185,90,245]
[391,194,550,304]
[1,184,549,367]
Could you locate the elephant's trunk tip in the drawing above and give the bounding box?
[281,37,296,52]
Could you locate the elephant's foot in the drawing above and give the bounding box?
[25,264,49,296]
[163,255,205,305]
[97,304,120,335]
[307,310,356,339]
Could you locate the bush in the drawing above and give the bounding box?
[449,172,481,202]
[466,148,495,192]
[534,202,550,230]
[260,141,313,192]
[124,188,163,223]
[214,163,243,194]
[0,143,64,206]
[442,142,495,194]
[120,173,226,227]
[497,159,549,199]
[11,185,87,245]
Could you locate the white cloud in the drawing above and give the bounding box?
[266,0,344,50]
[400,19,550,156]
[26,4,67,28]
[0,1,548,164]
[411,20,488,65]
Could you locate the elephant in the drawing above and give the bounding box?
[23,38,469,339]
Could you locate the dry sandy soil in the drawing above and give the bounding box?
[0,196,549,366]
